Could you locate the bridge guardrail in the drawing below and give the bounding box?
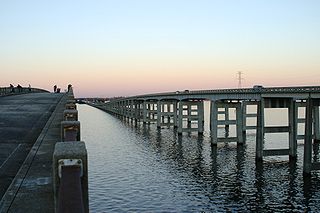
[53,87,89,213]
[0,86,49,96]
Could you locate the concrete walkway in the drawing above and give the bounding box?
[0,93,66,212]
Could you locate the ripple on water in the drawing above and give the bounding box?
[78,104,320,212]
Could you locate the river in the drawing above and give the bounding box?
[78,103,320,212]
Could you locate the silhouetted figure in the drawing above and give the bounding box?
[68,84,72,92]
[28,84,31,91]
[57,88,61,93]
[17,84,22,93]
[10,84,14,93]
[54,85,57,93]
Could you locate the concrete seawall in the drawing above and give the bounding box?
[0,92,68,212]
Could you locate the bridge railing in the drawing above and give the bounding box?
[104,86,320,102]
[0,86,49,96]
[53,87,89,213]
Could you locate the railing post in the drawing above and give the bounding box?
[61,121,81,141]
[63,109,78,121]
[53,141,89,213]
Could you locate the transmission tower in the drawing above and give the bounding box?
[237,71,244,88]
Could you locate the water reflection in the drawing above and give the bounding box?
[78,104,320,212]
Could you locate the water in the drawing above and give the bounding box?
[78,103,320,212]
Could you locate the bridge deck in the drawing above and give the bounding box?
[0,93,65,212]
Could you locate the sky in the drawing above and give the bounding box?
[0,0,319,97]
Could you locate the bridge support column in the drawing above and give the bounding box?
[256,98,265,161]
[143,101,147,124]
[224,106,230,136]
[236,102,244,144]
[256,98,298,161]
[178,101,183,134]
[157,100,161,128]
[304,98,313,175]
[314,106,320,142]
[156,100,178,129]
[210,100,218,145]
[177,100,204,135]
[289,99,297,159]
[210,101,244,145]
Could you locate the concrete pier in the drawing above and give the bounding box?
[210,101,244,145]
[0,92,67,212]
[177,100,204,135]
[256,98,297,160]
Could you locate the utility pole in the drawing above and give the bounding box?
[237,71,244,88]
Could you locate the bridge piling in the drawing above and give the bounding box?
[289,99,297,159]
[313,106,320,142]
[256,98,265,161]
[210,101,244,145]
[177,100,204,135]
[210,100,218,145]
[304,97,313,175]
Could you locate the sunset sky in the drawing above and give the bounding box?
[1,0,319,97]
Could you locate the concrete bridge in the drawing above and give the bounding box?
[87,86,320,175]
[0,87,87,213]
[1,85,320,212]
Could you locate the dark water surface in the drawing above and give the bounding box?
[78,104,320,212]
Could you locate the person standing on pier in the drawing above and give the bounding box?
[10,84,14,93]
[53,85,57,93]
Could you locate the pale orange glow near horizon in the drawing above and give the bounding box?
[1,1,319,97]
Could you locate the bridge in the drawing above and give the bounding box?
[0,85,320,212]
[87,86,320,175]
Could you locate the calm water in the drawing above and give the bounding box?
[78,103,320,212]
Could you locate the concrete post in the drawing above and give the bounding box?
[242,102,247,138]
[198,101,204,134]
[225,106,230,134]
[256,98,265,161]
[61,121,81,141]
[53,141,88,213]
[66,103,77,110]
[236,103,244,144]
[314,106,320,142]
[187,102,192,129]
[157,100,161,128]
[304,97,313,175]
[178,101,183,134]
[143,101,147,124]
[210,100,218,145]
[173,101,178,128]
[289,99,297,159]
[63,109,78,121]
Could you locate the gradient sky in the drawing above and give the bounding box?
[1,0,319,97]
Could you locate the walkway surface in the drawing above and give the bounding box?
[0,92,66,212]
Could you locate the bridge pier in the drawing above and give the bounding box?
[256,98,265,160]
[303,99,320,175]
[178,100,204,135]
[210,100,244,145]
[142,100,158,124]
[242,101,258,133]
[313,105,320,142]
[256,98,297,161]
[157,100,178,128]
